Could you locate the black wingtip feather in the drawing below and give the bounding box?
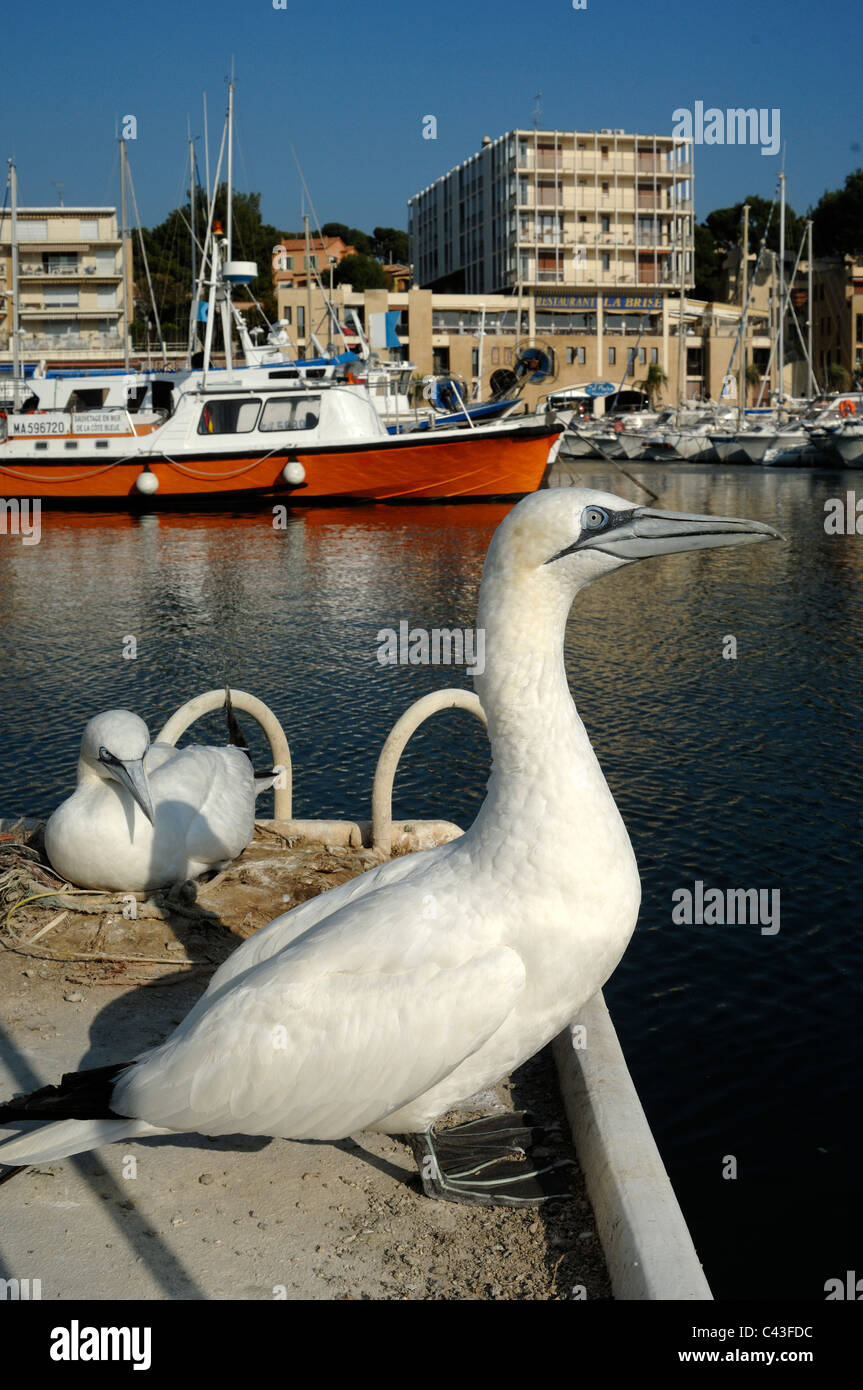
[224,685,250,752]
[0,1061,132,1122]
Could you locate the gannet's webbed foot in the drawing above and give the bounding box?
[408,1112,574,1206]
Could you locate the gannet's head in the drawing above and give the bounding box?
[485,486,781,596]
[79,710,155,823]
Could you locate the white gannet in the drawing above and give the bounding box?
[44,698,266,893]
[1,489,779,1202]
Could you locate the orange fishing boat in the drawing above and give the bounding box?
[0,368,560,506]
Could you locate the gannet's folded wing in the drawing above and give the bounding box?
[112,945,525,1140]
[202,843,452,998]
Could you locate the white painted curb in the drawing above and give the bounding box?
[553,990,713,1301]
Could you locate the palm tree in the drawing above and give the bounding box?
[635,362,668,408]
[745,361,761,405]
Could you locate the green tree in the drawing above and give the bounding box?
[812,169,863,256]
[330,253,387,290]
[705,194,805,256]
[371,226,410,264]
[745,361,761,403]
[692,221,726,302]
[321,222,372,255]
[635,362,668,407]
[133,186,280,341]
[826,363,851,391]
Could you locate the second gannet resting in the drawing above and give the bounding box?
[44,695,268,892]
[1,489,779,1202]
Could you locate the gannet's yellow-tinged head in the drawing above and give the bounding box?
[79,710,155,823]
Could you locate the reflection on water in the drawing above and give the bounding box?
[0,467,860,1299]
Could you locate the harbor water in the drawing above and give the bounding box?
[0,462,860,1299]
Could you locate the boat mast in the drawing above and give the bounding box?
[222,74,235,374]
[189,120,196,296]
[738,202,749,427]
[777,171,786,417]
[304,212,313,360]
[119,135,130,372]
[807,219,814,397]
[676,209,686,409]
[8,158,20,409]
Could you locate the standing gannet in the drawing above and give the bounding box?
[1,489,779,1202]
[44,698,266,893]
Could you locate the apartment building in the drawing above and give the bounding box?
[809,256,863,385]
[0,206,131,366]
[408,128,694,297]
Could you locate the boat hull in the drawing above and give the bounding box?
[0,424,559,505]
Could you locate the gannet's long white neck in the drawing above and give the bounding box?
[471,554,612,855]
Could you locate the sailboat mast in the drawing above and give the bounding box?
[304,212,313,360]
[738,202,749,426]
[119,136,130,372]
[189,123,196,294]
[226,78,234,262]
[9,159,20,409]
[807,219,814,397]
[676,210,686,408]
[778,171,786,417]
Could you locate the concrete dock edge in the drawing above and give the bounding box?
[553,990,713,1301]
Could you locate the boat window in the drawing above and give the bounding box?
[151,381,174,414]
[68,388,107,411]
[259,396,321,432]
[198,398,261,435]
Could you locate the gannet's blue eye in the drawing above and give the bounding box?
[582,506,609,531]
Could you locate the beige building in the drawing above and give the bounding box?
[723,246,863,394]
[276,281,771,408]
[408,128,694,296]
[0,206,131,368]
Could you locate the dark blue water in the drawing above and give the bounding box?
[0,465,860,1300]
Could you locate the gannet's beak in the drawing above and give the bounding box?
[109,757,155,824]
[582,506,782,560]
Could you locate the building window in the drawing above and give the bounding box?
[43,284,79,308]
[608,347,616,365]
[650,347,658,363]
[601,145,609,159]
[601,253,611,271]
[491,347,500,365]
[566,347,575,365]
[857,313,862,343]
[42,252,77,273]
[638,346,646,364]
[198,398,261,434]
[18,219,48,241]
[601,215,610,234]
[79,219,99,239]
[97,286,116,308]
[601,182,609,197]
[577,346,585,364]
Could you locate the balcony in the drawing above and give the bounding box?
[19,263,120,279]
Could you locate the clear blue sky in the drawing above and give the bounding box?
[3,0,859,236]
